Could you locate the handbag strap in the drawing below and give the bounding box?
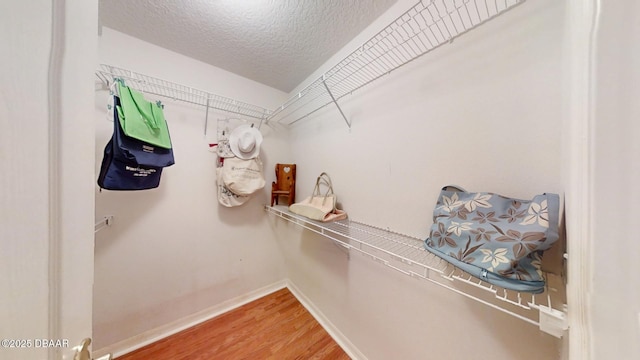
[318,172,333,194]
[311,172,335,207]
[442,184,467,192]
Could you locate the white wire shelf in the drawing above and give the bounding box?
[96,1,525,128]
[265,205,567,337]
[95,64,272,121]
[267,0,526,127]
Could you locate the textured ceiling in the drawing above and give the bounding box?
[99,0,398,93]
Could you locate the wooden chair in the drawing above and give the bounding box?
[271,164,296,206]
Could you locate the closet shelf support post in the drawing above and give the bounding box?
[204,98,211,135]
[322,77,351,129]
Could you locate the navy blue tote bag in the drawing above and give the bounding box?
[97,138,163,190]
[113,96,175,167]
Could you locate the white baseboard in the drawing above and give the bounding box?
[285,280,367,360]
[93,280,287,359]
[94,279,365,360]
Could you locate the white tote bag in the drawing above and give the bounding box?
[216,167,250,207]
[221,156,266,196]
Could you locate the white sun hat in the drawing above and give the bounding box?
[229,124,263,159]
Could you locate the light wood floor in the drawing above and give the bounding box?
[116,288,351,360]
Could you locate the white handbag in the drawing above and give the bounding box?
[289,172,347,222]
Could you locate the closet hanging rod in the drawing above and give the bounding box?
[96,64,272,121]
[267,0,527,126]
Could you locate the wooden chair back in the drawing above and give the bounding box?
[271,164,296,206]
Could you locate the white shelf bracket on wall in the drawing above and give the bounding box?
[204,98,211,135]
[539,304,569,338]
[322,76,351,129]
[265,205,568,337]
[95,215,114,233]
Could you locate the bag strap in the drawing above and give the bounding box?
[129,87,160,130]
[118,81,161,130]
[318,172,333,193]
[442,184,467,192]
[311,172,336,207]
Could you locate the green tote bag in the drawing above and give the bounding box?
[116,81,172,149]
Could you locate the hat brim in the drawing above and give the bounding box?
[229,124,263,159]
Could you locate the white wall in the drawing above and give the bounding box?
[58,0,99,357]
[591,2,640,359]
[1,3,53,359]
[279,0,564,359]
[562,1,594,359]
[93,28,290,349]
[1,1,97,359]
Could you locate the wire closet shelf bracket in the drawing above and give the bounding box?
[95,215,114,233]
[267,0,526,127]
[265,205,568,338]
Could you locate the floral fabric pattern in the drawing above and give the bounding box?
[424,186,560,293]
[480,248,509,271]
